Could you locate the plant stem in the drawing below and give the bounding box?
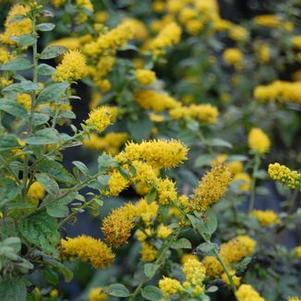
[248,154,261,212]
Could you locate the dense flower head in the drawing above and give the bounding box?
[60,235,114,269]
[248,128,271,154]
[268,163,301,190]
[141,242,157,262]
[288,298,301,301]
[106,170,129,196]
[255,43,271,64]
[16,93,32,111]
[294,246,301,259]
[0,4,32,45]
[119,139,188,169]
[134,199,158,225]
[253,14,293,31]
[192,164,232,212]
[130,160,158,187]
[251,210,280,227]
[223,48,244,69]
[135,90,180,112]
[202,256,223,278]
[101,203,136,247]
[27,181,45,200]
[88,288,108,301]
[122,18,149,41]
[53,50,88,82]
[135,69,156,85]
[235,284,265,301]
[182,258,206,287]
[159,277,183,296]
[146,22,182,55]
[157,224,173,239]
[220,235,256,265]
[157,178,177,204]
[233,172,252,192]
[0,47,10,64]
[85,107,117,133]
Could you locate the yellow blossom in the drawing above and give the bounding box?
[159,277,183,296]
[134,199,158,225]
[233,172,251,192]
[60,235,114,269]
[157,178,177,204]
[141,242,157,262]
[27,182,45,200]
[294,246,301,258]
[0,47,10,64]
[157,224,172,239]
[16,93,32,111]
[235,284,265,301]
[106,170,129,196]
[88,288,108,301]
[202,256,223,278]
[135,69,156,85]
[248,128,271,154]
[182,258,206,287]
[85,107,116,133]
[251,210,280,227]
[223,48,244,69]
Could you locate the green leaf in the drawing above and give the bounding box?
[37,82,69,103]
[127,117,152,140]
[194,154,215,168]
[106,284,130,297]
[98,153,117,171]
[37,63,55,76]
[18,211,60,254]
[2,237,21,253]
[0,134,19,151]
[35,173,59,195]
[204,209,218,237]
[40,45,67,60]
[0,278,26,301]
[42,256,73,282]
[0,58,32,71]
[32,113,49,126]
[25,128,60,145]
[142,285,162,301]
[11,34,35,47]
[144,263,159,278]
[2,80,38,93]
[196,242,216,255]
[171,238,192,249]
[0,178,22,208]
[205,138,232,149]
[36,23,55,32]
[0,100,27,117]
[72,161,89,175]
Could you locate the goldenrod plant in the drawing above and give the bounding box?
[0,1,300,301]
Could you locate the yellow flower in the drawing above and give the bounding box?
[135,69,156,85]
[53,50,88,82]
[251,210,280,227]
[220,235,256,265]
[159,277,183,296]
[60,235,115,269]
[233,172,251,192]
[288,298,301,301]
[130,161,158,187]
[51,37,80,50]
[134,199,158,225]
[253,15,281,28]
[157,224,172,239]
[192,164,232,212]
[235,284,265,301]
[16,93,32,111]
[135,90,180,112]
[88,288,108,301]
[268,163,301,190]
[222,270,240,287]
[202,256,223,278]
[223,48,244,69]
[141,242,157,262]
[106,170,129,196]
[256,43,270,64]
[157,178,177,205]
[85,107,116,133]
[0,47,10,64]
[182,258,206,287]
[122,18,149,41]
[294,246,301,258]
[248,128,271,154]
[27,182,45,200]
[229,25,249,42]
[101,203,136,247]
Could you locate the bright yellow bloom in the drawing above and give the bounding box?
[220,235,256,265]
[233,172,251,192]
[134,199,158,225]
[101,203,136,247]
[53,50,88,82]
[251,210,280,227]
[27,182,45,200]
[106,170,129,196]
[135,69,156,85]
[256,43,270,64]
[157,178,177,205]
[223,48,243,69]
[222,270,240,287]
[236,284,265,301]
[182,258,206,287]
[229,25,249,42]
[192,164,232,212]
[85,107,116,133]
[253,15,282,28]
[294,246,301,258]
[88,288,108,301]
[16,93,32,111]
[122,18,149,41]
[159,277,183,296]
[130,160,158,187]
[141,242,157,262]
[181,254,198,264]
[120,139,188,169]
[288,298,301,301]
[60,235,114,269]
[51,37,81,50]
[135,90,180,112]
[202,256,223,278]
[157,224,172,239]
[248,128,271,154]
[268,163,301,190]
[0,47,10,64]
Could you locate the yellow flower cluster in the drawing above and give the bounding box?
[294,246,301,258]
[248,128,271,154]
[134,199,158,225]
[268,163,301,190]
[119,139,188,169]
[141,242,157,262]
[288,298,301,301]
[83,132,128,155]
[135,90,180,112]
[182,258,206,287]
[27,181,45,201]
[146,22,182,55]
[169,104,219,124]
[88,288,108,301]
[157,178,177,204]
[202,256,223,278]
[101,203,136,247]
[251,210,280,227]
[53,50,88,82]
[236,284,265,301]
[0,47,10,64]
[16,93,32,111]
[60,235,114,269]
[84,22,133,56]
[75,0,93,24]
[159,277,183,296]
[192,164,232,212]
[253,14,293,31]
[0,4,32,45]
[254,81,301,104]
[255,43,271,64]
[135,69,156,85]
[157,224,172,239]
[85,106,117,133]
[223,48,244,69]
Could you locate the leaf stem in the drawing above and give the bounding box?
[248,154,261,212]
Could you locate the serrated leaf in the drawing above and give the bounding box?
[18,211,60,254]
[35,173,59,195]
[171,238,192,249]
[1,58,32,71]
[25,128,60,145]
[106,284,129,297]
[37,82,69,103]
[40,45,67,60]
[0,278,26,301]
[36,23,55,32]
[142,285,162,301]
